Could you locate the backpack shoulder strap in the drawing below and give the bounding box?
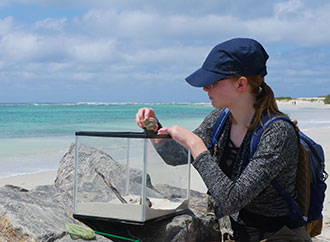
[249,115,306,222]
[249,116,293,160]
[207,108,230,150]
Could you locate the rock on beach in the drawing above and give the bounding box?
[0,144,219,241]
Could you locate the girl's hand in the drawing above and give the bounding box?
[159,126,207,159]
[135,107,159,132]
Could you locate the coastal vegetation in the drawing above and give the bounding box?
[324,95,330,104]
[276,97,293,101]
[307,98,321,102]
[276,96,330,104]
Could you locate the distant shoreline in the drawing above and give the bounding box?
[276,96,325,102]
[0,96,328,106]
[276,97,330,108]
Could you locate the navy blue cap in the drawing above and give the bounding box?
[185,38,269,87]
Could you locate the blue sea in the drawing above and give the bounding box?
[0,102,330,178]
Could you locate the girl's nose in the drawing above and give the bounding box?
[203,85,211,92]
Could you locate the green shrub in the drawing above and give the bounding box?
[324,95,330,104]
[276,97,293,101]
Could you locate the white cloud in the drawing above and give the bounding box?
[274,0,304,18]
[0,32,40,61]
[0,17,14,35]
[75,3,330,47]
[68,39,118,63]
[1,0,330,102]
[123,45,208,65]
[0,31,69,62]
[34,18,67,31]
[221,0,330,46]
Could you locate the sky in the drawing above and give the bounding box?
[0,0,330,103]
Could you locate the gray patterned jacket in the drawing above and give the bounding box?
[157,108,299,218]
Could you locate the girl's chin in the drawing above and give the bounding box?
[211,101,225,109]
[211,102,220,108]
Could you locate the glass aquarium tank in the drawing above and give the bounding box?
[73,131,191,224]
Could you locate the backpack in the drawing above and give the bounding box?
[208,108,327,237]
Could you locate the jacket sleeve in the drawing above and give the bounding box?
[192,120,299,216]
[154,108,223,166]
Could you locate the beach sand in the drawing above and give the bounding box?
[277,97,327,108]
[0,99,329,239]
[0,170,57,190]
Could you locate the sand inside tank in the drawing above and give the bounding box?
[76,197,188,222]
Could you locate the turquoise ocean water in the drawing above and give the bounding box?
[0,102,330,178]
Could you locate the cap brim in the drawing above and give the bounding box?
[185,67,226,87]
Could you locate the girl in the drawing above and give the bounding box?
[136,38,311,242]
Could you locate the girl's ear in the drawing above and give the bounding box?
[236,76,248,93]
